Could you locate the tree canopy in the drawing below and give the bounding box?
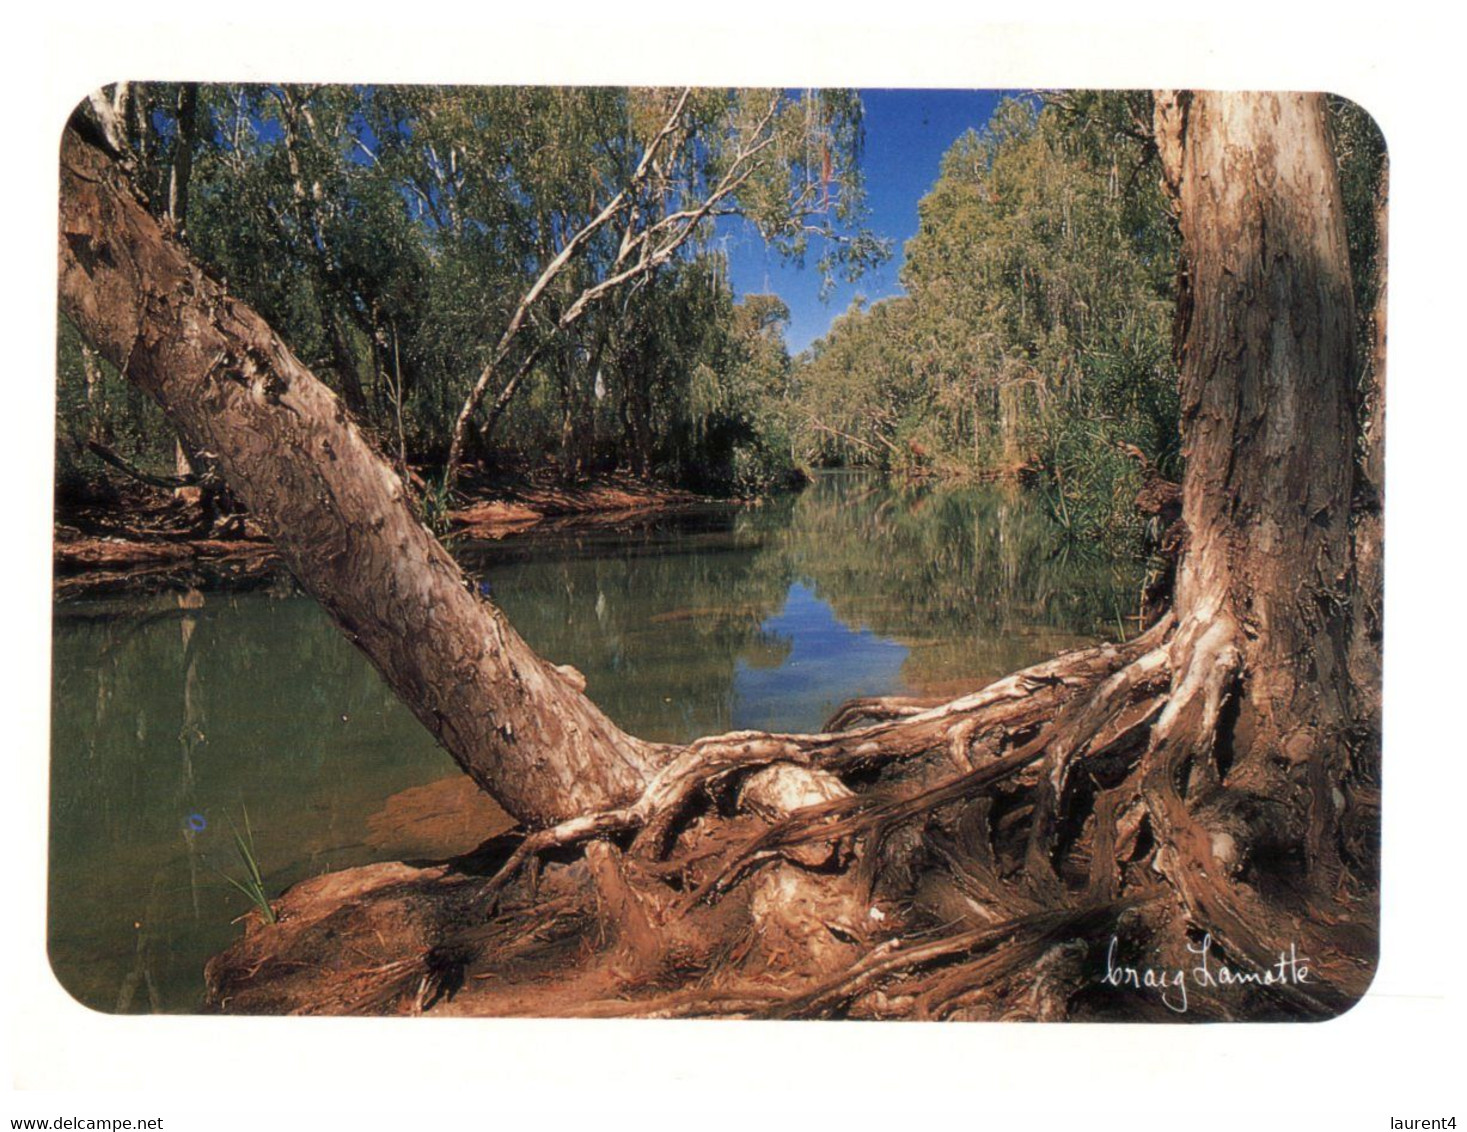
[57,83,886,501]
[795,94,1179,548]
[57,85,1384,563]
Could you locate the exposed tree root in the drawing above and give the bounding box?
[204,601,1375,1021]
[763,902,1132,1020]
[471,616,1175,909]
[59,92,1382,1025]
[822,695,947,732]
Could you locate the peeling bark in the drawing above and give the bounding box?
[1347,155,1387,776]
[57,125,664,826]
[1154,91,1358,864]
[60,90,1380,1021]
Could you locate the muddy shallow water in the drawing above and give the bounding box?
[48,472,1140,1012]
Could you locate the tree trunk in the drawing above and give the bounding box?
[59,91,1379,1020]
[1347,154,1387,780]
[57,123,663,827]
[79,342,105,443]
[166,84,198,237]
[1153,92,1359,862]
[163,83,212,513]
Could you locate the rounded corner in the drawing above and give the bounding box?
[45,935,124,1017]
[1324,91,1391,159]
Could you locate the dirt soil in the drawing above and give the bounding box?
[447,471,712,539]
[53,469,720,597]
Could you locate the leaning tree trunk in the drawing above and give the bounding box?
[57,121,664,827]
[59,91,1380,1020]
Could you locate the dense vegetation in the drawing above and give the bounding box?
[58,85,1389,1024]
[56,84,883,501]
[793,93,1180,549]
[792,92,1385,555]
[57,87,1384,557]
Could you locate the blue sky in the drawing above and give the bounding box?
[721,89,1013,356]
[209,87,1013,357]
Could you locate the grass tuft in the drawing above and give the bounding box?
[210,805,277,925]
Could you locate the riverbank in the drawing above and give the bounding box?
[48,472,1146,1013]
[446,471,716,539]
[53,468,733,598]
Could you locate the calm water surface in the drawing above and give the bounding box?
[49,473,1140,1012]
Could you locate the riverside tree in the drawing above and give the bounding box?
[436,86,887,491]
[797,94,1180,544]
[56,88,1381,1019]
[55,85,883,504]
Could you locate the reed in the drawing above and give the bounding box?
[213,806,277,925]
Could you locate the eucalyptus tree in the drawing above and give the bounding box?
[903,97,1177,477]
[59,88,1379,1020]
[56,82,206,488]
[796,295,928,468]
[435,85,887,491]
[605,280,800,492]
[720,293,799,486]
[796,94,1179,541]
[59,84,879,494]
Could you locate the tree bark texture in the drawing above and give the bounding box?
[1347,154,1387,776]
[1153,92,1361,864]
[60,91,1381,1020]
[57,124,663,827]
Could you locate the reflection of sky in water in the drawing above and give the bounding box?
[50,476,1137,1012]
[733,581,909,734]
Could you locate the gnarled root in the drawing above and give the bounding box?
[472,619,1173,908]
[204,608,1376,1020]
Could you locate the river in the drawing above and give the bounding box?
[48,472,1141,1012]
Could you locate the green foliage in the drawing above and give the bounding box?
[794,296,931,470]
[793,90,1386,557]
[211,808,277,925]
[417,470,457,537]
[55,315,176,498]
[794,93,1179,551]
[61,85,1384,544]
[60,84,884,497]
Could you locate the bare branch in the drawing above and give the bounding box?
[87,440,204,490]
[444,88,696,488]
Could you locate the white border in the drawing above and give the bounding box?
[6,4,1462,1125]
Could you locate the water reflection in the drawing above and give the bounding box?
[48,591,462,1014]
[733,581,908,733]
[49,472,1140,1012]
